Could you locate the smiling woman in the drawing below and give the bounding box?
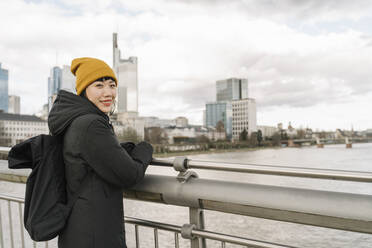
[47,57,154,248]
[81,77,117,115]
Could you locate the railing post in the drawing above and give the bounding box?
[189,207,206,248]
[0,202,4,248]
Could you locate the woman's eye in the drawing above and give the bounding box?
[96,84,104,87]
[110,84,116,88]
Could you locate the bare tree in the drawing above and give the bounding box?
[117,127,142,143]
[216,120,225,133]
[145,127,168,144]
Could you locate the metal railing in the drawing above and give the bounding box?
[1,152,372,247]
[0,197,297,248]
[0,192,297,248]
[152,157,372,182]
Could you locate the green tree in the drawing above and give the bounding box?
[239,128,248,141]
[257,129,263,145]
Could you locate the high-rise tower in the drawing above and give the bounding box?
[113,33,138,115]
[0,63,9,112]
[47,65,75,111]
[216,78,248,101]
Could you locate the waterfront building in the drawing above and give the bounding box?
[205,101,232,139]
[8,95,20,114]
[193,125,226,141]
[232,98,257,140]
[204,77,255,140]
[175,116,188,127]
[141,116,176,128]
[164,126,196,144]
[366,129,372,137]
[203,110,206,127]
[0,113,48,146]
[216,78,248,102]
[48,65,75,111]
[0,63,9,113]
[257,125,278,139]
[113,33,138,114]
[163,125,226,144]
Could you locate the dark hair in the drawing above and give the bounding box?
[95,77,116,82]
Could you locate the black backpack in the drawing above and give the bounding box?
[7,134,89,241]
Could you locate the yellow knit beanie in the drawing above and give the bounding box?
[71,57,118,95]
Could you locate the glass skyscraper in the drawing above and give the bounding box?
[216,78,248,101]
[205,101,232,138]
[0,63,9,113]
[48,65,75,111]
[48,66,62,111]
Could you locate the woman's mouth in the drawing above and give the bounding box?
[101,100,112,107]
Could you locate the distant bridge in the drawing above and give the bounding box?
[283,137,372,147]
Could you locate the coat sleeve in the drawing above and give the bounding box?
[80,117,153,189]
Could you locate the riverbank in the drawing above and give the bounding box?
[154,145,282,158]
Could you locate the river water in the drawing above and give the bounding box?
[1,143,372,247]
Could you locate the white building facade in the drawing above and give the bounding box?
[232,98,257,141]
[141,116,176,128]
[0,113,48,147]
[175,116,188,127]
[257,125,278,139]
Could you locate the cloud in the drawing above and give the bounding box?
[169,0,372,22]
[0,0,371,129]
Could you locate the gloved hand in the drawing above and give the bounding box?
[130,141,153,166]
[120,142,136,155]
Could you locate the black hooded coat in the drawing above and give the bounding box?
[48,90,153,248]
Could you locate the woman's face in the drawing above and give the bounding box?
[85,79,117,114]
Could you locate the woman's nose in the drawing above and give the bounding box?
[103,86,114,96]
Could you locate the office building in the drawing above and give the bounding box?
[257,125,278,139]
[113,33,138,114]
[0,63,9,113]
[175,116,188,127]
[205,101,232,138]
[48,65,75,111]
[8,95,20,114]
[141,116,176,128]
[231,98,257,140]
[216,78,248,102]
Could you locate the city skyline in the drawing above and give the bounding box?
[1,0,372,131]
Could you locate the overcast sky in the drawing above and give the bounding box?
[1,0,372,131]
